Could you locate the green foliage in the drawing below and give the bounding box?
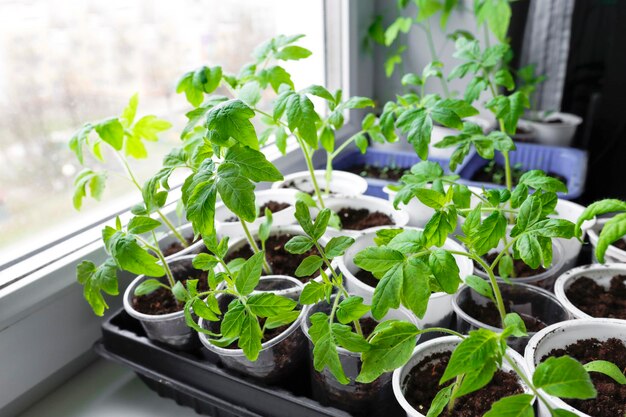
[576,199,626,262]
[533,356,596,399]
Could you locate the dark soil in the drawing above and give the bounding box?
[346,316,378,339]
[403,351,523,416]
[161,234,198,257]
[355,269,380,288]
[337,207,394,230]
[226,233,321,282]
[132,267,208,315]
[346,163,408,181]
[470,162,567,187]
[476,252,547,278]
[542,338,626,417]
[545,118,565,124]
[611,238,626,251]
[280,180,316,195]
[566,275,626,319]
[460,297,547,332]
[224,200,291,223]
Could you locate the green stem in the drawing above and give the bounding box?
[114,151,189,247]
[325,157,333,195]
[416,327,465,339]
[240,220,272,274]
[295,134,326,208]
[137,234,177,289]
[447,374,465,413]
[504,353,556,414]
[489,236,517,272]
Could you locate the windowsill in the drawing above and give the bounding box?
[18,359,201,417]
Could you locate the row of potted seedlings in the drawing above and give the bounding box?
[69,30,626,417]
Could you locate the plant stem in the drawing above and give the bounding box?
[114,151,189,247]
[424,20,451,98]
[295,134,326,208]
[136,234,177,289]
[472,255,508,326]
[240,220,272,274]
[447,374,465,413]
[416,327,465,339]
[489,236,517,272]
[503,353,556,414]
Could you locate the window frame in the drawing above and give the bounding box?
[0,1,377,414]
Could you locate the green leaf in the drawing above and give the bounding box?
[426,385,453,417]
[247,293,297,317]
[533,356,596,399]
[325,236,355,259]
[552,410,580,417]
[424,210,456,247]
[186,180,217,236]
[354,133,368,154]
[472,212,507,255]
[486,92,529,135]
[357,320,419,383]
[107,233,164,277]
[476,0,512,42]
[275,45,312,60]
[285,235,314,254]
[331,323,371,352]
[221,299,245,338]
[77,259,119,316]
[596,213,626,263]
[274,90,319,148]
[583,360,626,384]
[319,125,335,152]
[354,247,404,276]
[576,199,626,235]
[503,313,528,338]
[94,118,124,150]
[494,69,515,90]
[72,169,106,210]
[176,66,223,106]
[258,65,294,92]
[133,115,172,142]
[193,253,219,271]
[441,329,500,383]
[295,255,324,277]
[235,252,264,295]
[371,264,404,320]
[193,297,220,321]
[519,170,567,193]
[498,253,514,280]
[224,145,282,182]
[336,296,370,324]
[466,275,495,301]
[415,188,447,210]
[428,250,461,293]
[134,278,166,296]
[127,216,161,235]
[216,163,256,222]
[396,108,432,160]
[308,312,349,384]
[237,81,262,107]
[303,85,335,102]
[264,310,301,329]
[512,195,543,236]
[416,0,442,22]
[456,360,498,396]
[401,258,432,319]
[300,280,329,305]
[312,208,330,239]
[239,313,263,361]
[484,394,534,417]
[384,17,413,46]
[294,200,314,235]
[206,99,259,150]
[120,93,139,127]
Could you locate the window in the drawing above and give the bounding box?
[0,0,326,258]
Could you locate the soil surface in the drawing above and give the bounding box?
[132,267,208,315]
[161,234,198,258]
[226,233,321,282]
[355,269,380,288]
[346,163,408,181]
[566,275,626,319]
[346,316,378,339]
[476,252,547,278]
[337,207,394,230]
[542,338,626,417]
[403,351,523,416]
[460,297,547,332]
[470,162,567,187]
[280,180,317,195]
[611,237,626,251]
[224,200,291,223]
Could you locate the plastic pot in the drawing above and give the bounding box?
[336,227,473,334]
[474,239,566,291]
[554,263,626,320]
[553,199,596,270]
[123,255,201,350]
[526,111,583,148]
[272,169,368,197]
[429,116,494,159]
[225,225,332,283]
[215,189,298,240]
[158,223,205,261]
[323,194,409,238]
[393,336,531,417]
[302,297,420,415]
[588,217,626,263]
[198,276,307,383]
[524,318,626,417]
[452,283,571,353]
[511,119,537,142]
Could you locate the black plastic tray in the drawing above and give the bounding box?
[96,309,405,417]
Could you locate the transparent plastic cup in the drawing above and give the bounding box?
[452,283,571,353]
[198,276,307,383]
[301,295,420,415]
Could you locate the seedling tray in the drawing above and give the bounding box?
[95,309,405,417]
[328,148,453,198]
[457,142,587,200]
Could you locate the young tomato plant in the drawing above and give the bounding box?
[421,318,625,416]
[182,235,300,361]
[576,198,626,262]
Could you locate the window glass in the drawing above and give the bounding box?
[0,0,325,253]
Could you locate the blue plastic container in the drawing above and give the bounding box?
[327,148,451,198]
[457,142,587,200]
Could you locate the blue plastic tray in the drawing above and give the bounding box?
[328,148,452,198]
[457,143,587,200]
